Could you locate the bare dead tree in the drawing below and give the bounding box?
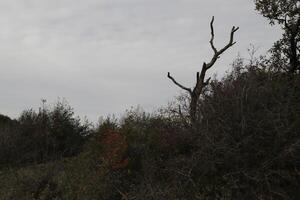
[167,16,239,124]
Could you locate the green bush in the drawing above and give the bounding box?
[0,100,91,168]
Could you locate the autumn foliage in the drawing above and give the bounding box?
[100,130,129,170]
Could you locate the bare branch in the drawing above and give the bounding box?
[206,25,239,70]
[113,185,129,200]
[200,62,207,78]
[210,16,218,54]
[196,72,200,84]
[167,72,192,94]
[167,17,238,124]
[204,77,211,86]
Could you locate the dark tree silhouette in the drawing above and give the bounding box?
[255,0,300,73]
[167,16,239,124]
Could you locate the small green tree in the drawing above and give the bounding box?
[255,0,300,73]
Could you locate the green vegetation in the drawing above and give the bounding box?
[0,1,299,199]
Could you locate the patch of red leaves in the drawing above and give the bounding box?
[101,130,129,170]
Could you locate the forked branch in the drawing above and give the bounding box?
[205,16,239,70]
[167,16,239,124]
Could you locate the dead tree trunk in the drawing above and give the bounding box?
[167,17,239,124]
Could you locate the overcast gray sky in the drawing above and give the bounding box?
[0,0,282,122]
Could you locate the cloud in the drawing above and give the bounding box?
[0,0,282,122]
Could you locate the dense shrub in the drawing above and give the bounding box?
[0,100,91,167]
[188,64,300,199]
[0,114,20,167]
[83,66,300,199]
